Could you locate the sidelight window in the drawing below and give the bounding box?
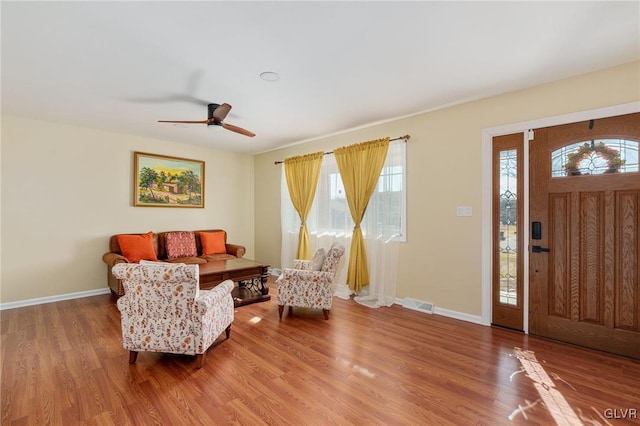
[498,149,518,305]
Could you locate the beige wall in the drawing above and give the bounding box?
[2,61,637,309]
[254,61,640,317]
[1,116,255,304]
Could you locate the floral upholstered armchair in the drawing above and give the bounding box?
[276,243,345,320]
[112,262,234,368]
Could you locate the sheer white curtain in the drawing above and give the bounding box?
[281,142,404,307]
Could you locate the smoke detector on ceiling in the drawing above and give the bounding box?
[260,71,280,82]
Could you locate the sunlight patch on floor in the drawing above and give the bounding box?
[336,357,376,378]
[509,347,582,425]
[248,316,262,324]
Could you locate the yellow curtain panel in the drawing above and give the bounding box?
[334,137,390,291]
[284,152,324,260]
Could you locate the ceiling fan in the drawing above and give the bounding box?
[158,103,255,137]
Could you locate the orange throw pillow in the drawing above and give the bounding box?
[200,231,227,255]
[117,232,158,262]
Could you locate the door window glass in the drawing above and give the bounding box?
[499,149,518,305]
[551,139,639,177]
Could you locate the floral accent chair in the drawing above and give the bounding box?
[276,243,345,320]
[112,262,234,368]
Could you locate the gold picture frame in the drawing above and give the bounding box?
[134,151,205,208]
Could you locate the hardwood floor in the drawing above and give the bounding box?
[2,278,639,425]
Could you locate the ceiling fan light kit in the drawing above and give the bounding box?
[158,102,255,137]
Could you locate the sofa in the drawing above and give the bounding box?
[102,229,246,296]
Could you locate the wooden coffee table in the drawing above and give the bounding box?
[198,258,271,307]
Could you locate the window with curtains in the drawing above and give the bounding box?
[282,141,406,242]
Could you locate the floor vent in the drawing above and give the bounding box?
[402,298,435,314]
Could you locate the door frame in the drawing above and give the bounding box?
[480,101,639,332]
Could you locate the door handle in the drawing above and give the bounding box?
[532,245,550,253]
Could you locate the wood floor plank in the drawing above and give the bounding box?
[2,278,639,425]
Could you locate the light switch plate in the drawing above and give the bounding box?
[456,206,472,217]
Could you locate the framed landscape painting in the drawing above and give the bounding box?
[134,152,205,208]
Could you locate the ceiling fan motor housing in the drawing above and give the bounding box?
[207,103,221,125]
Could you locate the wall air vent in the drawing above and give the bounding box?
[402,298,435,314]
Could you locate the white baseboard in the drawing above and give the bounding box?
[0,288,111,311]
[395,298,486,326]
[433,306,485,325]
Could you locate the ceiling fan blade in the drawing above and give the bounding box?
[212,103,232,122]
[158,119,211,124]
[222,122,256,137]
[128,94,210,106]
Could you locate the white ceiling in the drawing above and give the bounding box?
[2,1,639,154]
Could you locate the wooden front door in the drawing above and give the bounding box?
[529,112,640,359]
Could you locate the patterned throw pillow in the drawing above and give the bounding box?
[165,232,197,259]
[321,243,345,272]
[309,248,326,271]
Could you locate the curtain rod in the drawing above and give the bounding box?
[274,134,410,165]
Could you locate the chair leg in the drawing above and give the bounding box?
[278,305,284,319]
[129,351,138,364]
[225,325,231,339]
[195,353,206,369]
[323,309,329,320]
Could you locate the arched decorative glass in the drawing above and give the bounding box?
[551,139,639,177]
